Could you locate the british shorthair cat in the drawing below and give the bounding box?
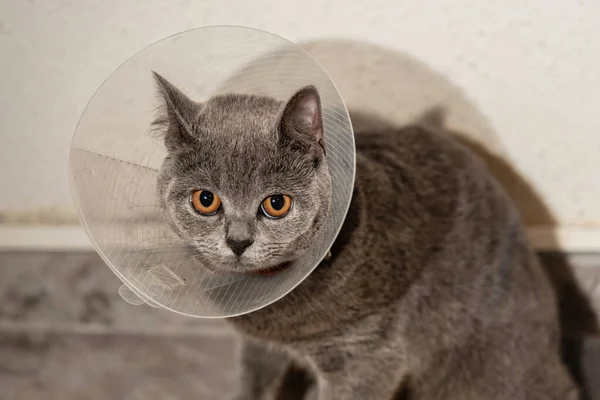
[152,72,578,400]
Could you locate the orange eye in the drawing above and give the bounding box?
[191,190,221,215]
[261,195,292,219]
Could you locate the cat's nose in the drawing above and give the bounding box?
[226,238,254,256]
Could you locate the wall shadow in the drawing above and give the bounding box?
[219,37,598,397]
[299,39,599,398]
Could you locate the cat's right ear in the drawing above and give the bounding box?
[151,71,199,152]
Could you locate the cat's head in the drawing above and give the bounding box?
[152,72,331,274]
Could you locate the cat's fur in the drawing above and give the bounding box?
[152,72,578,399]
[152,73,330,275]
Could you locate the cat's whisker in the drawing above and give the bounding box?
[127,245,193,253]
[132,237,185,246]
[133,242,193,249]
[142,252,208,265]
[126,204,161,208]
[123,247,194,256]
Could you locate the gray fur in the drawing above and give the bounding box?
[152,72,330,274]
[152,73,578,399]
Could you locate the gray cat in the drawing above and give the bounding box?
[152,72,579,400]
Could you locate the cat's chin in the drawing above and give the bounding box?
[247,261,293,276]
[222,260,294,276]
[194,253,295,275]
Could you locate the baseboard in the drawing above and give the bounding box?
[0,225,93,251]
[0,224,599,252]
[527,227,600,252]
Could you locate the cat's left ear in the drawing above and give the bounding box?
[278,85,325,158]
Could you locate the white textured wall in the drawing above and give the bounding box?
[1,0,599,245]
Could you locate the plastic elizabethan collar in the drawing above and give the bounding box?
[69,26,355,318]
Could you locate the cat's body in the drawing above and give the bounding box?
[151,73,578,399]
[230,126,578,400]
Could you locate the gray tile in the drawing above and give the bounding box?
[0,252,232,335]
[0,331,238,400]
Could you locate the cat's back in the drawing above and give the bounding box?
[353,124,513,231]
[352,126,576,399]
[352,124,556,326]
[353,124,472,177]
[351,125,473,253]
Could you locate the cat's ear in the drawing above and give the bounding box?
[151,71,199,152]
[278,85,325,158]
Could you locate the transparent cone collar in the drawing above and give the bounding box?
[69,26,355,318]
[116,248,334,307]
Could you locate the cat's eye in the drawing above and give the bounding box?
[191,190,221,215]
[261,194,292,219]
